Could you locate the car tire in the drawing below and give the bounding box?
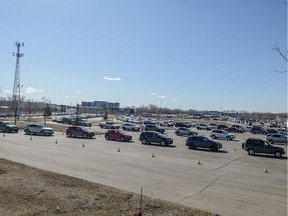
[210,146,217,151]
[105,135,110,140]
[251,131,255,134]
[226,136,232,141]
[274,151,282,158]
[82,133,88,139]
[25,129,30,135]
[160,140,166,146]
[40,130,46,136]
[248,148,255,155]
[268,139,274,144]
[263,132,267,135]
[67,132,72,138]
[188,144,196,149]
[141,139,147,144]
[211,135,217,139]
[176,131,180,136]
[120,136,125,142]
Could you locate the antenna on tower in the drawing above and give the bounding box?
[12,40,24,122]
[12,41,24,100]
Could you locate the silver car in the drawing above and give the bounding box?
[175,127,198,136]
[266,134,287,144]
[24,124,54,136]
[209,129,235,140]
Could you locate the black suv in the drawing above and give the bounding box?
[144,124,165,133]
[185,136,222,151]
[250,126,268,135]
[242,138,285,158]
[0,121,19,133]
[175,122,190,128]
[139,131,173,146]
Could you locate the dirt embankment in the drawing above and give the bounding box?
[0,158,218,216]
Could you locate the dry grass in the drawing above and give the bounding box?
[0,158,218,216]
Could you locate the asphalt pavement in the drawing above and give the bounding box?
[0,126,287,216]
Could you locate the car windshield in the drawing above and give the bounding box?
[157,132,167,137]
[5,122,13,125]
[204,137,213,142]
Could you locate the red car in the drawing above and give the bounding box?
[105,130,132,142]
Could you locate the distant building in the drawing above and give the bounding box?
[81,101,120,109]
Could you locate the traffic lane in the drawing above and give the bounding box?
[0,131,287,216]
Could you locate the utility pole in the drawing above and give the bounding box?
[12,41,24,122]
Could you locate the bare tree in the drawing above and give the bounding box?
[7,95,25,124]
[271,43,288,73]
[26,99,38,122]
[41,97,51,125]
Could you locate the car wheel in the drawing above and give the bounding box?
[67,132,72,138]
[268,139,274,144]
[160,140,166,146]
[274,151,282,158]
[5,128,10,133]
[226,136,232,141]
[251,131,255,134]
[120,136,125,142]
[210,146,218,151]
[105,135,110,140]
[188,144,196,149]
[40,130,46,136]
[211,135,216,139]
[141,139,147,144]
[25,129,30,135]
[248,148,255,155]
[263,132,267,135]
[82,133,88,139]
[176,131,180,136]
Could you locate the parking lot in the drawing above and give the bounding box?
[0,125,287,216]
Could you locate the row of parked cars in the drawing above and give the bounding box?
[1,120,286,158]
[0,121,55,136]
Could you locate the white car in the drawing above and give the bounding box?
[195,124,208,130]
[209,129,235,140]
[175,127,198,136]
[122,123,140,131]
[24,124,54,136]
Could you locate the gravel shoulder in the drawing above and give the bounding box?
[0,158,218,216]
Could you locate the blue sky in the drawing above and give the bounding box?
[0,0,287,113]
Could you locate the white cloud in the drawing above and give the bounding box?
[25,87,43,94]
[4,90,11,93]
[63,96,70,99]
[74,91,82,94]
[104,76,121,81]
[157,95,166,99]
[150,93,157,96]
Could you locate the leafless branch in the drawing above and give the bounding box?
[271,43,288,62]
[274,69,288,73]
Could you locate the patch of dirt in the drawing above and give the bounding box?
[0,158,218,216]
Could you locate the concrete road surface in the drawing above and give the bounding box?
[0,129,287,216]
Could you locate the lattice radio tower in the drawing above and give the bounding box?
[12,41,24,100]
